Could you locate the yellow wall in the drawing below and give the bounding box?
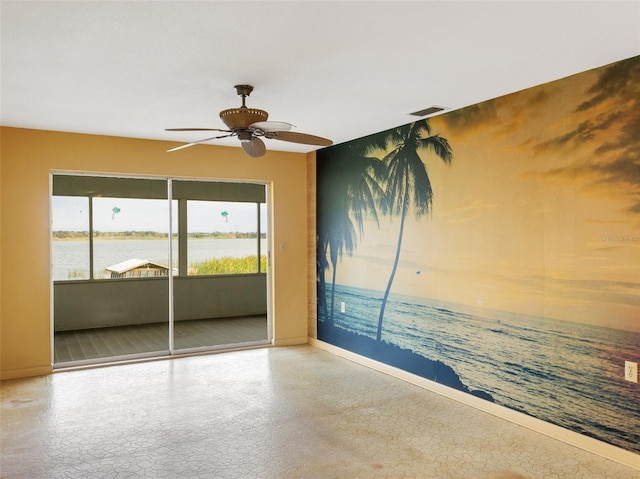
[0,127,311,379]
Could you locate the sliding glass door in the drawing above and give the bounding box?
[171,179,269,352]
[51,174,270,367]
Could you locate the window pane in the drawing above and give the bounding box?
[187,201,259,275]
[52,196,90,280]
[92,197,173,279]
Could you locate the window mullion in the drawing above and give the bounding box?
[89,197,94,280]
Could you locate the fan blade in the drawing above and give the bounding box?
[250,121,294,132]
[270,131,333,146]
[167,133,234,152]
[241,138,266,157]
[166,128,231,132]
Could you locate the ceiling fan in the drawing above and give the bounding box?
[166,84,333,157]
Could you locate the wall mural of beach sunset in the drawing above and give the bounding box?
[316,55,640,454]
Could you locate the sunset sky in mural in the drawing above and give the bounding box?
[332,57,639,332]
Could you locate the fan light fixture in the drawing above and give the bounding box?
[219,85,269,129]
[165,84,333,157]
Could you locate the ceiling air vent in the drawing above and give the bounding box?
[409,106,446,117]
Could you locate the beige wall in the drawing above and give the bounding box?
[0,127,312,379]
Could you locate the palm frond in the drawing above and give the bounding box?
[414,119,433,136]
[406,149,433,216]
[352,132,388,157]
[417,135,453,165]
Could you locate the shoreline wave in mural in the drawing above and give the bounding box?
[318,284,640,453]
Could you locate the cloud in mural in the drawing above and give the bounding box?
[438,100,499,136]
[527,56,640,216]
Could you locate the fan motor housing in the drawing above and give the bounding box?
[220,108,268,130]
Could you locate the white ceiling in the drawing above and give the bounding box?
[2,1,639,155]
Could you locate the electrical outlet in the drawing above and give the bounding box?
[625,361,638,383]
[340,301,346,313]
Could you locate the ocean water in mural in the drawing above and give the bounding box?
[319,284,640,453]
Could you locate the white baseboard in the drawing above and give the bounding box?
[308,337,639,471]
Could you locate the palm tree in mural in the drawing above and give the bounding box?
[317,137,387,326]
[376,119,453,341]
[316,236,330,323]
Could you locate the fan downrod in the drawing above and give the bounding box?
[234,85,254,108]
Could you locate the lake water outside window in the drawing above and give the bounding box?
[187,200,266,275]
[51,196,90,280]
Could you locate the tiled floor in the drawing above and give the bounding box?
[54,316,268,364]
[1,345,638,479]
